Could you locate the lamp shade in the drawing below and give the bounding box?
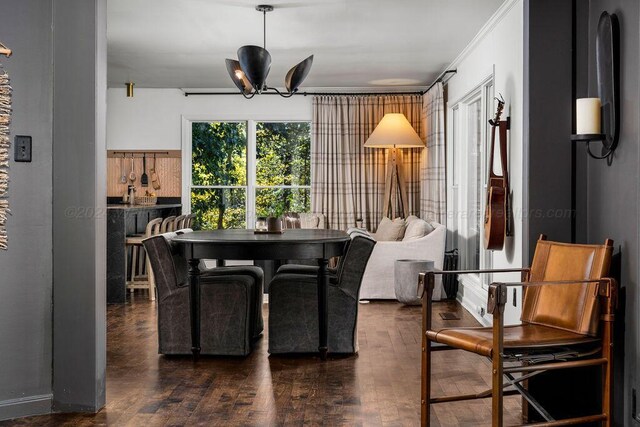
[364,113,425,148]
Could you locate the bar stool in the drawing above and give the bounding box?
[160,215,176,233]
[174,214,187,230]
[184,213,196,229]
[126,217,163,300]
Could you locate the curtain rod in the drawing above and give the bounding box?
[425,69,457,92]
[184,90,425,97]
[182,69,457,97]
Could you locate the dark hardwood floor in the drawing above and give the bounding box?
[2,295,521,426]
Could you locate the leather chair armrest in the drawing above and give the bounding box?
[417,268,531,297]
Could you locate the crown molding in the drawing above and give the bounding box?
[445,0,521,71]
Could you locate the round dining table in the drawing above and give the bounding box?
[172,228,350,360]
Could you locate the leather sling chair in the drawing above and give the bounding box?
[418,235,617,426]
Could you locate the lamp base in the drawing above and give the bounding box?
[383,148,409,219]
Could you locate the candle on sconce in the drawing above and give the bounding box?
[576,98,601,134]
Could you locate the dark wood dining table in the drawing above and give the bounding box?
[171,229,351,360]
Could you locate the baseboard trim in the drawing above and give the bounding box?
[457,281,491,326]
[0,394,52,421]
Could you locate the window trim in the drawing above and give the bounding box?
[182,117,312,228]
[447,76,494,290]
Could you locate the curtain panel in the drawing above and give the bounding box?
[420,82,446,224]
[311,95,423,231]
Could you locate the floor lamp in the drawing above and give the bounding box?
[364,113,425,219]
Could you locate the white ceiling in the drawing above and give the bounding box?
[107,0,505,89]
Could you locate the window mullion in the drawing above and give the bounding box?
[246,120,257,228]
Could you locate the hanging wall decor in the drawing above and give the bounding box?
[0,46,12,250]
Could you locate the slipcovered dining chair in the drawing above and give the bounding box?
[268,235,376,354]
[143,230,263,356]
[419,235,617,426]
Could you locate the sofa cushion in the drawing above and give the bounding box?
[403,218,434,241]
[375,217,406,241]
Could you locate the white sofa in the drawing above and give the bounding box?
[359,222,446,301]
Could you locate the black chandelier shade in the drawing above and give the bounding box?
[225,59,253,95]
[285,55,314,94]
[237,45,272,92]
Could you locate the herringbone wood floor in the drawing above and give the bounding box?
[3,296,521,426]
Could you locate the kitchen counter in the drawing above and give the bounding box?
[107,203,182,303]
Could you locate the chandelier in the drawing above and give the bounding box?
[225,5,314,98]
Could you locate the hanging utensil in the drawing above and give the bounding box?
[141,153,149,187]
[119,154,127,184]
[129,154,136,183]
[151,153,161,190]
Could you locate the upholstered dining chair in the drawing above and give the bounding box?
[419,235,617,426]
[268,235,376,354]
[143,230,262,356]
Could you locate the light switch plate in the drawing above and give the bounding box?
[14,135,32,162]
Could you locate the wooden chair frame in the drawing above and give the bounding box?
[419,268,617,426]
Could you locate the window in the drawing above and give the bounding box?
[448,78,494,288]
[255,122,311,218]
[189,121,311,229]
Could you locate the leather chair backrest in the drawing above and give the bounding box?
[338,235,376,300]
[143,229,193,301]
[521,236,613,336]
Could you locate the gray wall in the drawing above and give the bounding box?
[52,0,107,412]
[0,0,107,420]
[0,0,54,420]
[526,1,637,423]
[524,0,574,259]
[578,1,639,424]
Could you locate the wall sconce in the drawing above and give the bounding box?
[571,12,619,163]
[126,82,135,98]
[570,11,619,243]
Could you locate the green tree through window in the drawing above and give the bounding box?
[190,121,311,230]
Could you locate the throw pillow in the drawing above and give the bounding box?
[406,215,420,224]
[403,219,435,241]
[375,217,406,241]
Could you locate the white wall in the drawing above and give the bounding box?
[107,89,313,150]
[445,0,524,325]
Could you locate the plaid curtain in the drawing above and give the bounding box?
[311,95,423,231]
[420,82,446,224]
